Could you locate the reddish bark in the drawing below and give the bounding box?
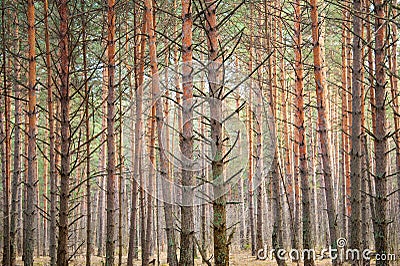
[144,0,179,265]
[309,1,338,265]
[24,0,37,265]
[294,0,314,265]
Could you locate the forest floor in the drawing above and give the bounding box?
[15,251,355,265]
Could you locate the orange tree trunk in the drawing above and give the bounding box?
[25,0,37,265]
[293,1,301,253]
[294,1,314,265]
[309,1,338,265]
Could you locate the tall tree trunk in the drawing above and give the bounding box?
[10,13,21,266]
[44,0,57,263]
[389,5,400,248]
[255,7,265,257]
[372,1,388,265]
[2,3,11,264]
[4,55,11,266]
[179,0,195,264]
[294,1,314,265]
[127,4,145,264]
[56,0,70,265]
[293,3,301,253]
[80,1,92,264]
[144,0,179,265]
[24,0,37,264]
[267,5,284,264]
[345,6,353,236]
[309,0,338,265]
[143,107,155,266]
[247,89,255,255]
[204,0,229,265]
[360,2,368,260]
[349,0,363,264]
[0,89,7,265]
[97,66,108,257]
[247,3,255,254]
[105,0,117,264]
[340,10,348,238]
[268,93,285,266]
[0,2,5,263]
[280,10,296,249]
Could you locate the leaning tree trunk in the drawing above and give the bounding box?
[372,1,388,266]
[179,0,195,264]
[24,0,37,265]
[309,0,339,265]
